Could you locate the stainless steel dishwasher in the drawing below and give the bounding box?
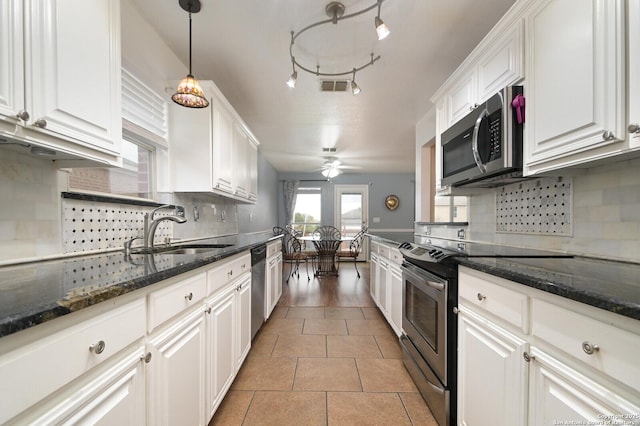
[250,244,267,339]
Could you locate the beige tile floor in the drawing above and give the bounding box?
[209,264,438,426]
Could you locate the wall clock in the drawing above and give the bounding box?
[385,194,399,211]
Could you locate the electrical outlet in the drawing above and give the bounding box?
[373,217,381,223]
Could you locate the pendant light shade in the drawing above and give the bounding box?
[172,0,209,108]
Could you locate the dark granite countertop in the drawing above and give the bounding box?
[367,233,640,322]
[458,256,640,321]
[0,232,280,338]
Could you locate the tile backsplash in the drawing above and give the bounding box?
[470,157,640,262]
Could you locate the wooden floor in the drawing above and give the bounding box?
[209,262,437,426]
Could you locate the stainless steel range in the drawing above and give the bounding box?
[398,238,572,426]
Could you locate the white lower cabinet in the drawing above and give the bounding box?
[458,266,640,426]
[369,240,403,337]
[0,251,253,425]
[458,306,528,426]
[147,307,207,426]
[205,266,252,419]
[265,240,283,319]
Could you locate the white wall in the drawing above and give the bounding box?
[415,107,436,222]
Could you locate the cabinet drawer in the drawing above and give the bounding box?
[267,240,282,257]
[148,272,207,332]
[207,252,251,295]
[389,247,402,265]
[370,240,379,254]
[459,269,529,333]
[0,299,145,424]
[378,243,390,258]
[532,299,640,391]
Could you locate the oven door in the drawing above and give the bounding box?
[401,261,448,384]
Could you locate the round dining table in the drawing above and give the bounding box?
[299,235,353,277]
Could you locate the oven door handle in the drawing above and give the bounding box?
[401,262,446,291]
[472,108,489,174]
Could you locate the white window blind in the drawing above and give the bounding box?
[122,68,168,146]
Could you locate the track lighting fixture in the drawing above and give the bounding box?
[172,0,209,108]
[351,69,361,95]
[375,0,390,40]
[287,1,391,92]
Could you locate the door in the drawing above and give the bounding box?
[334,184,369,260]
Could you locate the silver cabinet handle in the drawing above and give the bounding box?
[33,119,47,128]
[523,351,535,363]
[140,352,152,363]
[89,340,106,354]
[602,130,615,140]
[452,307,459,314]
[185,292,193,301]
[629,123,640,134]
[16,110,30,121]
[476,293,486,301]
[205,307,212,314]
[582,341,599,355]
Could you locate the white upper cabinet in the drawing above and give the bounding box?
[437,18,525,130]
[0,0,122,166]
[524,0,627,174]
[170,80,258,203]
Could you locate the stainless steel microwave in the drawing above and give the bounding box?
[441,86,525,188]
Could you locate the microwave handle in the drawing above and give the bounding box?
[472,108,489,174]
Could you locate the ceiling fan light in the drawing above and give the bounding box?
[172,74,209,108]
[375,16,390,40]
[287,70,297,88]
[322,167,341,178]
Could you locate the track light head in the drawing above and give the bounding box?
[375,15,390,40]
[287,70,298,88]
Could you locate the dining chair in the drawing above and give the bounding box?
[281,232,311,282]
[312,225,341,240]
[335,228,367,278]
[272,226,287,236]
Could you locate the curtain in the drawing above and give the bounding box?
[283,180,299,225]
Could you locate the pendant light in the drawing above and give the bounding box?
[171,0,209,108]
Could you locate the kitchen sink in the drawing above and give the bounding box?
[130,243,234,255]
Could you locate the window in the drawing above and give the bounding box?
[67,68,167,201]
[68,131,155,199]
[291,187,321,236]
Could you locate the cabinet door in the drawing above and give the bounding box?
[476,19,524,102]
[377,259,389,316]
[233,124,248,198]
[389,263,403,337]
[205,286,235,419]
[446,71,477,128]
[0,0,24,121]
[369,253,379,302]
[170,94,213,193]
[235,274,252,370]
[528,347,640,425]
[25,0,121,154]
[458,307,528,426]
[247,137,258,201]
[629,0,640,149]
[147,308,206,426]
[25,347,146,426]
[211,96,234,193]
[525,0,626,173]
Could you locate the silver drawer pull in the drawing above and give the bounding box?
[140,352,152,363]
[185,292,193,301]
[205,307,212,314]
[89,340,106,354]
[523,352,535,363]
[582,341,600,355]
[476,293,486,301]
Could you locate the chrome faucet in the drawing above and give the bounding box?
[143,205,187,250]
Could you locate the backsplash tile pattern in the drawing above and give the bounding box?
[61,198,175,253]
[470,157,640,262]
[496,177,572,235]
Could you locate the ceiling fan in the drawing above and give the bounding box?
[318,157,359,178]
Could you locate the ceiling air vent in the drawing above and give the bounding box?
[322,147,337,153]
[320,80,349,92]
